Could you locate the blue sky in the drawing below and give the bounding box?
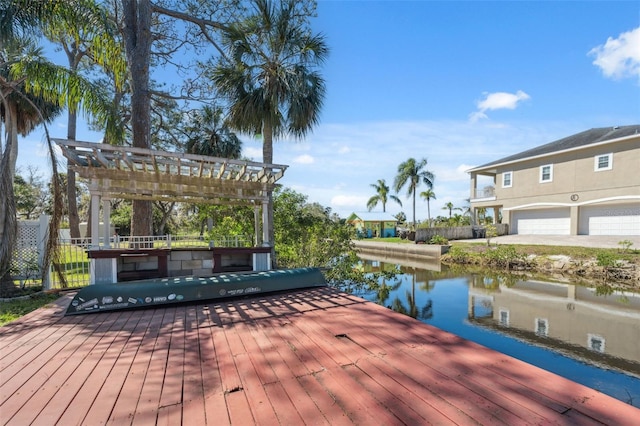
[18,1,640,220]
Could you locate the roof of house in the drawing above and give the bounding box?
[469,125,640,172]
[347,212,398,222]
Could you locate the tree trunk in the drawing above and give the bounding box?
[64,44,82,239]
[0,103,19,293]
[412,191,416,230]
[262,119,274,245]
[262,120,275,266]
[122,0,153,237]
[155,201,175,235]
[67,109,81,238]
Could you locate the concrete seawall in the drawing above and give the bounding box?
[353,240,449,261]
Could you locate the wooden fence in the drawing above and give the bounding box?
[415,224,509,243]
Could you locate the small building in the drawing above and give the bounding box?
[468,125,640,235]
[347,212,398,238]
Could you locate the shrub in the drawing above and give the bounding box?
[444,245,472,263]
[429,235,449,245]
[618,239,634,253]
[482,245,524,268]
[596,251,619,268]
[485,224,498,246]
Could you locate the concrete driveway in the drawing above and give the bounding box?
[453,234,640,249]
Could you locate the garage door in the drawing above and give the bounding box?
[511,209,570,235]
[579,204,640,236]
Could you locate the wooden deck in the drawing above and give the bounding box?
[1,287,638,425]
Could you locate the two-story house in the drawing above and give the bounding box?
[468,125,640,236]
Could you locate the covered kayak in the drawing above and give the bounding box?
[66,267,326,315]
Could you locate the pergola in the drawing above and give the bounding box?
[54,139,288,248]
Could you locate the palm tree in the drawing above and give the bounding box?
[367,179,402,212]
[394,158,434,229]
[419,189,436,227]
[211,0,328,246]
[1,39,63,291]
[1,1,120,290]
[184,105,242,159]
[442,201,456,218]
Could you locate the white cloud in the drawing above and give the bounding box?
[293,154,314,164]
[434,163,476,182]
[338,145,351,154]
[589,27,640,81]
[330,194,369,209]
[469,90,531,122]
[242,146,262,160]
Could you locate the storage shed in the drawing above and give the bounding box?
[347,212,399,238]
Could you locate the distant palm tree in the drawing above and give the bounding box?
[185,106,242,159]
[442,201,461,218]
[367,179,402,212]
[419,189,436,226]
[394,158,434,229]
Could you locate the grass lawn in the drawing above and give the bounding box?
[0,292,61,326]
[364,237,413,244]
[450,242,640,265]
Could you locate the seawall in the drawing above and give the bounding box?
[353,240,449,261]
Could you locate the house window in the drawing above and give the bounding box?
[540,164,553,183]
[594,153,613,171]
[499,308,509,326]
[535,318,548,336]
[587,334,605,353]
[502,171,512,188]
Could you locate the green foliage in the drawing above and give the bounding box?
[14,170,46,219]
[481,245,526,268]
[183,106,242,158]
[596,251,619,268]
[207,213,253,241]
[429,235,448,245]
[618,239,634,253]
[273,187,383,286]
[110,201,132,235]
[485,224,498,246]
[394,157,435,227]
[444,245,473,263]
[0,292,60,326]
[367,179,401,212]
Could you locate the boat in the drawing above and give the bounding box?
[66,267,326,315]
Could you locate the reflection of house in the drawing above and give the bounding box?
[468,126,640,235]
[469,279,640,371]
[347,212,398,238]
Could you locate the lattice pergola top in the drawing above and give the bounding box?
[54,139,288,206]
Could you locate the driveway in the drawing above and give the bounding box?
[453,234,640,249]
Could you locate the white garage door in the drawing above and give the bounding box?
[512,209,570,235]
[579,204,640,236]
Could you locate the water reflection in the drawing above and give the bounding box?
[351,255,640,408]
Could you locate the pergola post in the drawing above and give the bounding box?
[103,196,111,248]
[261,200,270,247]
[89,180,100,250]
[254,206,261,246]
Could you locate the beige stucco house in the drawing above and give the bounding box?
[468,125,640,235]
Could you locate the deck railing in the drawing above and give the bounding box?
[472,187,496,199]
[49,234,254,289]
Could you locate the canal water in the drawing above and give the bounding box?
[349,255,640,408]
